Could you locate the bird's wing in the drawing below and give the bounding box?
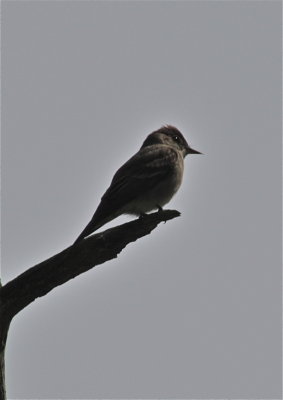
[73,145,178,244]
[100,145,178,210]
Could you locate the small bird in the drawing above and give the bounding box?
[74,125,201,244]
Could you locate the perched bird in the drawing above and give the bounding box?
[74,125,201,244]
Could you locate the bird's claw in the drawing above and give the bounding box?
[156,205,166,223]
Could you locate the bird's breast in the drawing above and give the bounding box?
[125,154,184,215]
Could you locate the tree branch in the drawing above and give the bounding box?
[0,209,180,400]
[1,209,180,321]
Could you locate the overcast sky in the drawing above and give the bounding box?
[2,1,282,399]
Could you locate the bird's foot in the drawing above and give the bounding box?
[139,212,147,219]
[156,205,166,223]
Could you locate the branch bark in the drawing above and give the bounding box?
[0,209,180,400]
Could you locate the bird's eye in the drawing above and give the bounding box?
[173,135,180,142]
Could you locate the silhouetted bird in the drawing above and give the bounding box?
[74,125,201,244]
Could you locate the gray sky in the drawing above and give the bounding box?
[2,1,282,398]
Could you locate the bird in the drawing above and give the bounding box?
[74,125,201,244]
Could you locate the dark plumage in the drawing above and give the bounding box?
[74,125,201,244]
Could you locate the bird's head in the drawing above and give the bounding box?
[141,125,201,157]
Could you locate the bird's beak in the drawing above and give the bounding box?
[186,146,202,155]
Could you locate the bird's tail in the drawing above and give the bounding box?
[73,218,104,245]
[73,207,121,245]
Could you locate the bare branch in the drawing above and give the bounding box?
[0,209,180,399]
[0,209,180,321]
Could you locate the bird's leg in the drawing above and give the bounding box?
[139,212,147,219]
[157,204,166,223]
